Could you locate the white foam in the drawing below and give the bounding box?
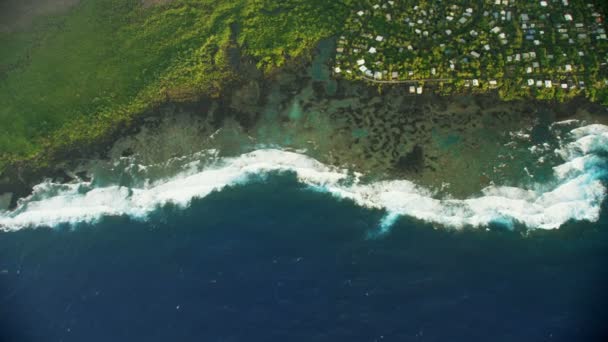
[1,124,607,232]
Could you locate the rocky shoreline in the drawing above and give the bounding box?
[1,41,607,211]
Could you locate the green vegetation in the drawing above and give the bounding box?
[334,0,608,103]
[0,0,349,171]
[1,0,607,175]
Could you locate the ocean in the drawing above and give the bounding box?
[1,175,607,341]
[1,123,608,341]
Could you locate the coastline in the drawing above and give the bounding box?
[0,85,606,212]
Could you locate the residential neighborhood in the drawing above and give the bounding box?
[334,0,608,101]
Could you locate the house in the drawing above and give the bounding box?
[471,51,480,58]
[376,35,384,42]
[545,80,552,88]
[528,79,534,86]
[357,59,366,66]
[416,87,423,94]
[565,64,572,71]
[334,67,341,73]
[359,65,368,72]
[472,79,479,87]
[368,47,377,54]
[489,80,498,87]
[357,10,364,16]
[409,86,416,93]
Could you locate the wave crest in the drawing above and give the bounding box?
[1,124,607,232]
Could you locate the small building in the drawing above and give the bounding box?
[527,79,534,86]
[357,59,366,66]
[368,47,377,54]
[334,67,341,73]
[472,79,479,87]
[409,86,416,93]
[416,87,423,94]
[375,35,384,42]
[545,80,552,88]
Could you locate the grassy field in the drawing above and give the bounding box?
[0,0,350,171]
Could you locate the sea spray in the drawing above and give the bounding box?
[1,124,607,232]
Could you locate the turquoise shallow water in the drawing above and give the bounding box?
[0,173,607,342]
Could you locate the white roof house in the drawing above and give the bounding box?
[357,10,364,16]
[357,59,366,66]
[472,79,479,87]
[471,51,481,58]
[565,64,572,71]
[564,14,573,21]
[545,80,552,88]
[528,79,534,86]
[416,87,423,94]
[375,35,384,42]
[359,65,367,72]
[368,47,377,54]
[334,67,341,73]
[409,86,416,93]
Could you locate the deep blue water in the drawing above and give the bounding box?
[1,175,607,342]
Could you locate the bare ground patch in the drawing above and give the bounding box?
[0,0,80,32]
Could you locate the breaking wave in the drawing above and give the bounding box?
[1,124,607,232]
